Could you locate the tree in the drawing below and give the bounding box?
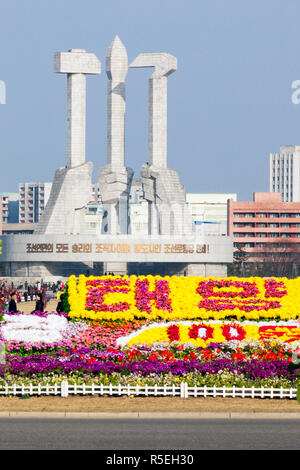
[251,243,300,278]
[228,242,251,276]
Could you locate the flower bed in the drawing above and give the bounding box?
[1,275,300,396]
[66,275,300,321]
[117,320,300,348]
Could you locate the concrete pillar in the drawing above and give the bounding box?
[54,49,101,168]
[66,73,86,168]
[106,36,127,169]
[186,263,228,277]
[148,202,159,235]
[99,37,133,236]
[205,264,228,277]
[148,76,167,167]
[130,52,177,168]
[103,262,127,276]
[186,264,206,277]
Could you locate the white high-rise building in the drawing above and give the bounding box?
[269,146,300,202]
[19,183,52,223]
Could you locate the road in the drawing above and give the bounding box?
[0,418,299,450]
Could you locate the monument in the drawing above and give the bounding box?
[99,37,134,234]
[0,37,233,279]
[35,49,101,235]
[130,52,187,237]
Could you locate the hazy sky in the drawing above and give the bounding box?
[0,0,299,201]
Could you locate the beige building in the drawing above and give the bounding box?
[186,193,237,236]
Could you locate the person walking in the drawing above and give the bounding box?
[56,293,65,313]
[31,293,44,313]
[8,293,18,313]
[0,294,6,311]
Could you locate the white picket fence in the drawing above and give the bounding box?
[0,382,297,399]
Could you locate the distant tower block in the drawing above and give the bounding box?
[99,36,133,235]
[54,49,101,168]
[35,49,101,235]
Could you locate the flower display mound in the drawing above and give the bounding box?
[116,320,300,348]
[0,312,90,350]
[1,315,150,353]
[1,313,68,344]
[2,273,300,393]
[66,274,300,321]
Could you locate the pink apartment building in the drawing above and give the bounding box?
[227,192,300,261]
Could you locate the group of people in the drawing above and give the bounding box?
[0,279,66,314]
[5,292,44,313]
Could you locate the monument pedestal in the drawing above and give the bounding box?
[99,165,133,234]
[185,263,228,277]
[35,162,93,235]
[103,262,127,276]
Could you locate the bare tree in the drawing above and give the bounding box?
[251,243,300,278]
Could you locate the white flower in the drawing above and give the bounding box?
[198,328,208,338]
[229,327,239,338]
[1,314,68,344]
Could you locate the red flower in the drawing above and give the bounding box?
[188,324,214,341]
[222,324,246,341]
[167,325,180,342]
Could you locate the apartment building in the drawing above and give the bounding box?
[18,183,52,223]
[0,192,19,224]
[228,192,300,261]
